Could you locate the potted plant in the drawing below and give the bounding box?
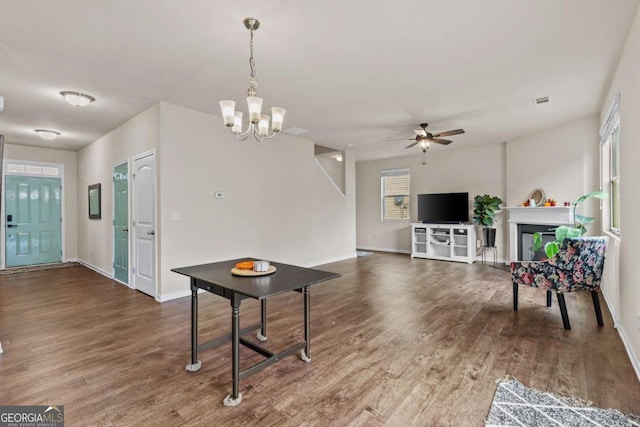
[472,194,503,247]
[532,190,609,258]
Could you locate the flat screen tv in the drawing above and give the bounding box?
[418,192,469,224]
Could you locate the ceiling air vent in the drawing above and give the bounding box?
[532,96,551,106]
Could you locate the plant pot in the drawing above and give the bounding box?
[483,227,496,247]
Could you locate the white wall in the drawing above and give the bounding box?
[3,144,78,261]
[356,115,603,262]
[356,143,506,258]
[77,104,161,274]
[600,4,640,378]
[505,115,601,222]
[158,103,356,298]
[316,153,346,196]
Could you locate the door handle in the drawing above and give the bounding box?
[147,230,155,235]
[7,224,17,228]
[122,227,129,232]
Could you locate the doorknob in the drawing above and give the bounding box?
[147,230,155,235]
[122,227,129,232]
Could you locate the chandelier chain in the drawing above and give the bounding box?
[248,25,257,92]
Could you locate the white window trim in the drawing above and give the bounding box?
[381,168,410,221]
[600,93,620,236]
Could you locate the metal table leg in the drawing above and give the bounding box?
[257,299,268,342]
[481,246,498,266]
[300,286,311,363]
[223,294,243,406]
[185,280,201,372]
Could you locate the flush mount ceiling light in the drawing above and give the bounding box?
[60,91,95,107]
[219,18,286,142]
[34,129,61,139]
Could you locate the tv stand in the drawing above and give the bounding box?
[411,223,477,264]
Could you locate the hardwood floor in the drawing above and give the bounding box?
[1,253,639,426]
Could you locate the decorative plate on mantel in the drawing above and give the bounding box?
[527,188,546,206]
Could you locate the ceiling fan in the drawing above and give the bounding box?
[387,123,465,152]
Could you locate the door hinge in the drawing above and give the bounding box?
[132,267,136,274]
[113,262,115,268]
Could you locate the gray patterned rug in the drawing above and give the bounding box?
[486,378,640,426]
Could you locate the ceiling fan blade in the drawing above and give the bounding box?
[433,129,465,138]
[432,138,453,145]
[405,141,418,149]
[413,129,427,137]
[386,138,414,142]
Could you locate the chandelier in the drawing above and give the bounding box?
[219,18,286,142]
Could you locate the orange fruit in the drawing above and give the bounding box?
[235,261,254,270]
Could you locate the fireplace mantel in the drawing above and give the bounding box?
[505,206,574,261]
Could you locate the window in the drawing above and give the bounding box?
[381,169,410,220]
[6,162,60,176]
[600,95,620,234]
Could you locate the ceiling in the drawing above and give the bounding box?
[0,0,638,161]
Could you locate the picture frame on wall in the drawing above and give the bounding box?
[88,183,101,219]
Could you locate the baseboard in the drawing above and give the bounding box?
[613,319,640,383]
[157,289,190,302]
[157,288,207,302]
[302,252,358,268]
[601,287,640,382]
[75,259,113,279]
[356,246,411,255]
[600,286,619,326]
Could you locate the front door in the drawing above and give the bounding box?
[5,176,62,267]
[113,163,129,283]
[133,153,156,297]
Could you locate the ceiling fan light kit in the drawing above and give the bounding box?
[219,18,286,142]
[391,123,465,152]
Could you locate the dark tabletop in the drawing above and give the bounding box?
[171,258,341,299]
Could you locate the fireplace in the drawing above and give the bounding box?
[518,224,556,261]
[505,206,573,262]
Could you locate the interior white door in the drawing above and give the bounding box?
[133,152,156,297]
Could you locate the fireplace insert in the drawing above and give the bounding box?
[517,224,557,261]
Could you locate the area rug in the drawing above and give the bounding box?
[486,378,640,426]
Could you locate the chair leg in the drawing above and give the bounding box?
[591,291,604,327]
[556,293,571,330]
[513,283,518,311]
[546,290,552,307]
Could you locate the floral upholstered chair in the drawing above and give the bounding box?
[510,237,608,330]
